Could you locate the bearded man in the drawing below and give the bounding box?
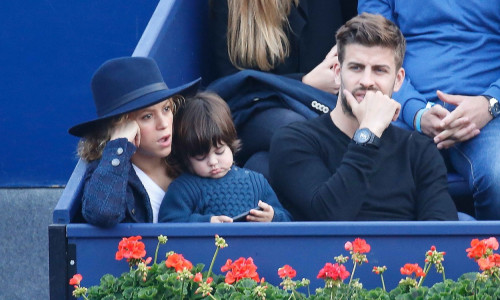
[269,13,458,221]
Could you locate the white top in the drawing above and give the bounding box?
[132,164,165,223]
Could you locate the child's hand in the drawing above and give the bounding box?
[247,200,274,222]
[110,120,141,147]
[210,215,233,223]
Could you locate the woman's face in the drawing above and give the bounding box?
[130,98,174,159]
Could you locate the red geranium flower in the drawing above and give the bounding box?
[166,253,193,272]
[278,264,297,279]
[344,241,352,251]
[317,263,350,281]
[400,263,425,278]
[478,253,500,271]
[466,239,488,260]
[484,237,499,251]
[69,274,82,287]
[466,237,498,261]
[352,238,371,253]
[193,272,203,282]
[115,236,146,261]
[220,257,259,284]
[478,257,495,271]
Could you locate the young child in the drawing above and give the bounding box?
[158,92,292,223]
[68,56,200,227]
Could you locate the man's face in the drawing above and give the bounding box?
[334,44,404,115]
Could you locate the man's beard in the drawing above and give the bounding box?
[339,84,380,117]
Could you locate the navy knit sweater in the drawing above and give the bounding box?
[269,114,459,221]
[158,167,291,222]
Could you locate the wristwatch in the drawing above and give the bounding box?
[353,128,381,148]
[484,95,500,118]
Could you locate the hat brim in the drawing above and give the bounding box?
[69,78,201,137]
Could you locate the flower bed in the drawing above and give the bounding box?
[70,234,499,299]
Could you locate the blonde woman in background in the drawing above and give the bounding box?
[208,0,357,170]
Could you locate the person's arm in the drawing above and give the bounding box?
[394,79,429,130]
[484,79,500,101]
[81,138,135,227]
[158,177,212,223]
[358,0,394,20]
[358,0,430,130]
[412,134,458,220]
[269,123,382,221]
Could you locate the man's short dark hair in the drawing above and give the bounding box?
[336,13,406,69]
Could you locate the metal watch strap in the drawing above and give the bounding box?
[484,95,500,118]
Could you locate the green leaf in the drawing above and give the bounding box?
[234,278,258,290]
[213,283,237,298]
[122,286,137,300]
[363,287,390,300]
[136,286,158,299]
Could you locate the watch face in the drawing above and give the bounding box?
[492,99,500,117]
[355,128,371,143]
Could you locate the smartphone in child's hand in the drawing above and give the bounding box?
[232,206,263,222]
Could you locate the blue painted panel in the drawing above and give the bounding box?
[0,0,158,187]
[66,222,499,291]
[134,0,211,87]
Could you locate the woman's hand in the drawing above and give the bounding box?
[110,119,141,147]
[210,215,233,223]
[302,45,340,95]
[246,200,274,222]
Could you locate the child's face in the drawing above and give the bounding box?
[189,143,233,179]
[129,99,174,159]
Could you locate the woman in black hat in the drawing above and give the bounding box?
[69,57,200,227]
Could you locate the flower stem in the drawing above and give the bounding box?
[154,240,160,265]
[473,278,478,300]
[418,262,430,287]
[381,274,386,292]
[207,246,220,279]
[349,262,357,286]
[442,269,446,282]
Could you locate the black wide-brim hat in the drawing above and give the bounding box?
[69,56,201,137]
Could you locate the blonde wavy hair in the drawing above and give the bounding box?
[77,96,184,162]
[227,0,299,71]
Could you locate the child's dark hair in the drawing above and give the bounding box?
[171,92,241,172]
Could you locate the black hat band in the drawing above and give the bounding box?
[97,82,168,116]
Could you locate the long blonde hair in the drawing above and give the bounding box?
[227,0,298,71]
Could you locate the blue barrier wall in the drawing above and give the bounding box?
[61,222,499,293]
[0,0,158,187]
